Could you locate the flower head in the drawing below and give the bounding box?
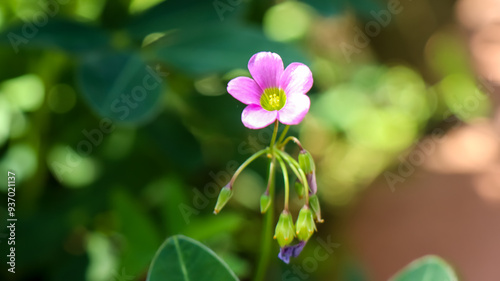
[228,52,313,129]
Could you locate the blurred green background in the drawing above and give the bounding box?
[0,0,491,280]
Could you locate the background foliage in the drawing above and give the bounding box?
[0,0,484,280]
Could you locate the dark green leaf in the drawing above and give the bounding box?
[147,235,239,281]
[390,255,459,281]
[77,51,164,123]
[148,24,308,75]
[142,112,203,171]
[113,189,162,276]
[126,0,232,40]
[0,18,110,54]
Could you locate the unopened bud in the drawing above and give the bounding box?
[295,206,316,241]
[294,179,304,199]
[214,185,232,214]
[298,150,315,175]
[307,171,317,195]
[274,211,295,247]
[260,193,271,214]
[309,194,323,223]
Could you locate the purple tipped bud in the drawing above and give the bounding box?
[306,171,317,195]
[299,150,317,195]
[298,150,315,175]
[278,240,307,264]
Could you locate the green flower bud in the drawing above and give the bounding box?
[260,193,271,214]
[214,185,232,214]
[294,179,304,199]
[295,206,316,241]
[309,194,324,223]
[274,211,295,247]
[298,150,315,175]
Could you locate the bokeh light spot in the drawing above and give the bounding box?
[86,232,118,281]
[264,2,312,42]
[0,143,38,191]
[0,95,11,146]
[48,145,100,188]
[3,74,45,112]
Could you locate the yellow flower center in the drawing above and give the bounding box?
[260,87,286,111]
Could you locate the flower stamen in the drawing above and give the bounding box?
[260,87,286,111]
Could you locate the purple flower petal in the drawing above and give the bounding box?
[248,52,284,90]
[227,77,263,105]
[277,94,310,125]
[280,62,313,96]
[278,240,307,264]
[242,104,278,129]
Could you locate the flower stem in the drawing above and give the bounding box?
[279,136,304,150]
[276,125,290,145]
[278,152,302,183]
[230,148,268,187]
[275,150,310,205]
[253,121,281,281]
[275,153,290,211]
[253,158,276,281]
[269,120,279,153]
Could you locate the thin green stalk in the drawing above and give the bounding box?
[275,153,290,211]
[253,158,276,281]
[230,148,268,187]
[278,151,302,184]
[276,125,290,145]
[264,160,275,195]
[275,150,310,205]
[253,120,281,281]
[269,120,279,153]
[279,136,304,150]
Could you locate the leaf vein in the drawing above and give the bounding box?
[174,237,190,281]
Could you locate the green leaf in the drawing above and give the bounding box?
[77,51,164,123]
[390,255,459,281]
[148,24,307,75]
[113,189,162,276]
[147,235,239,281]
[0,18,110,54]
[126,0,228,40]
[182,213,245,241]
[142,112,203,171]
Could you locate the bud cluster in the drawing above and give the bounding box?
[212,125,323,264]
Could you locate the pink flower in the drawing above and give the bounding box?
[227,52,313,129]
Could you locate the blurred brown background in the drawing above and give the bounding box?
[346,0,500,280]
